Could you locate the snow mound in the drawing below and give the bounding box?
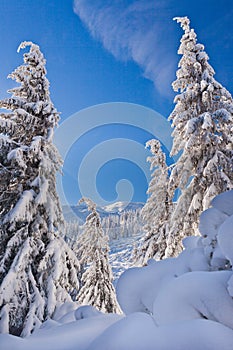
[0,314,123,350]
[75,305,103,320]
[211,190,233,216]
[116,239,209,315]
[153,270,233,329]
[87,315,233,350]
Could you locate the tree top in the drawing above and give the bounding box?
[173,16,190,33]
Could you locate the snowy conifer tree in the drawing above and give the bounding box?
[136,140,172,265]
[166,17,233,257]
[77,198,120,313]
[0,42,79,336]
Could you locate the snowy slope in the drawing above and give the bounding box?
[109,231,143,284]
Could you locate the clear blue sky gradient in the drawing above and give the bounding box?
[1,1,232,205]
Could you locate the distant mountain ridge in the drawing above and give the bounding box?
[62,201,144,223]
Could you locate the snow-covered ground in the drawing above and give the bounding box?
[1,190,233,349]
[109,231,142,284]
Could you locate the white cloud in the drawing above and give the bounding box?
[73,0,176,97]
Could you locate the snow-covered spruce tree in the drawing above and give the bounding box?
[166,17,233,257]
[77,198,120,313]
[0,42,79,336]
[136,140,172,265]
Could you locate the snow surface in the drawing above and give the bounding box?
[1,190,233,349]
[109,231,142,284]
[0,312,122,350]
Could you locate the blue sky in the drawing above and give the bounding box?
[1,0,233,206]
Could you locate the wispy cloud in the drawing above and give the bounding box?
[73,0,176,97]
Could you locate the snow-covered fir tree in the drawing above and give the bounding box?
[166,17,233,257]
[77,198,120,313]
[0,42,79,336]
[136,140,172,265]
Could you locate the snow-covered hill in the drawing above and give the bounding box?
[103,202,144,214]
